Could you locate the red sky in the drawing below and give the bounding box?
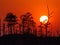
[0,0,60,36]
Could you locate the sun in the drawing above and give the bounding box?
[40,15,48,24]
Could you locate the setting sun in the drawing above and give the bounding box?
[40,15,48,24]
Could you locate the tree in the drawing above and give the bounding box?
[28,17,37,36]
[38,23,43,37]
[4,12,17,34]
[20,12,36,35]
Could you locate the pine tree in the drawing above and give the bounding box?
[4,12,17,34]
[20,12,36,35]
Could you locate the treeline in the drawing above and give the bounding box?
[0,12,60,37]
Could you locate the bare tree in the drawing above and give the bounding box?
[45,4,53,37]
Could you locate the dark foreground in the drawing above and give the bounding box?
[0,34,60,45]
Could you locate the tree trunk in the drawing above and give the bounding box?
[22,21,24,34]
[45,24,48,37]
[2,23,5,35]
[8,25,12,34]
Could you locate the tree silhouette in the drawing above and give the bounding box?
[20,12,36,35]
[45,3,53,37]
[38,23,43,37]
[28,17,37,35]
[20,14,26,34]
[4,12,17,34]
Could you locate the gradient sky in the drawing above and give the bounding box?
[0,0,60,35]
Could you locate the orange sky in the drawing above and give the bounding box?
[0,0,60,36]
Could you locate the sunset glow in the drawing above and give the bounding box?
[0,0,59,37]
